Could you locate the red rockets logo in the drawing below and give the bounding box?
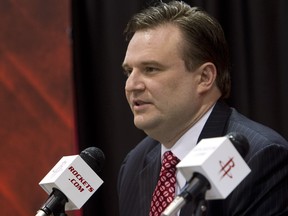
[219,157,235,179]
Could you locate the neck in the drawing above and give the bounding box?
[157,101,217,149]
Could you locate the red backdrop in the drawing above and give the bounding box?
[0,1,79,215]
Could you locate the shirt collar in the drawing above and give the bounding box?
[161,104,214,160]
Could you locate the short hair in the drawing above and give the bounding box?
[124,0,231,99]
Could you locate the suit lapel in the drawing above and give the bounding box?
[139,144,161,216]
[180,100,232,216]
[197,100,232,142]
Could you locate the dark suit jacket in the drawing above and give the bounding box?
[117,101,288,216]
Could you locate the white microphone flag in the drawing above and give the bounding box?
[39,155,104,210]
[177,136,251,200]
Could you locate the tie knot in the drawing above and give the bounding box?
[161,151,180,172]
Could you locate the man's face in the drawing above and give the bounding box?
[122,24,204,143]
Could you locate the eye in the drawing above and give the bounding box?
[144,67,158,73]
[123,68,132,77]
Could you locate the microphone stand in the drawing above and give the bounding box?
[162,173,210,216]
[179,173,210,216]
[36,188,68,216]
[192,194,207,216]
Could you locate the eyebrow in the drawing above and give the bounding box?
[122,60,164,69]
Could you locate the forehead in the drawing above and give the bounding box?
[124,24,184,64]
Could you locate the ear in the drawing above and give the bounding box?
[197,62,217,94]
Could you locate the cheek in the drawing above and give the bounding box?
[155,84,194,111]
[165,78,196,98]
[166,81,198,111]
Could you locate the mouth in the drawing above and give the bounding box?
[133,99,144,106]
[132,99,150,110]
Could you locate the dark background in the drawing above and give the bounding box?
[71,0,288,215]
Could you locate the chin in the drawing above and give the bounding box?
[134,115,160,131]
[134,119,149,131]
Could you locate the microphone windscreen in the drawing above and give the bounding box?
[226,132,249,158]
[80,147,105,173]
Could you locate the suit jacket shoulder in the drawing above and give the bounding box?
[118,137,161,216]
[206,103,288,216]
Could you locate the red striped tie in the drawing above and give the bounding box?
[149,151,180,216]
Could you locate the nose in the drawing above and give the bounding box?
[125,70,145,92]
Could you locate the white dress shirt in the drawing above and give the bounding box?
[161,105,214,215]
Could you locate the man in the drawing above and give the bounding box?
[117,1,288,215]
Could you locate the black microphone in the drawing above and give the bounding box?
[161,132,251,216]
[36,147,105,216]
[226,132,249,158]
